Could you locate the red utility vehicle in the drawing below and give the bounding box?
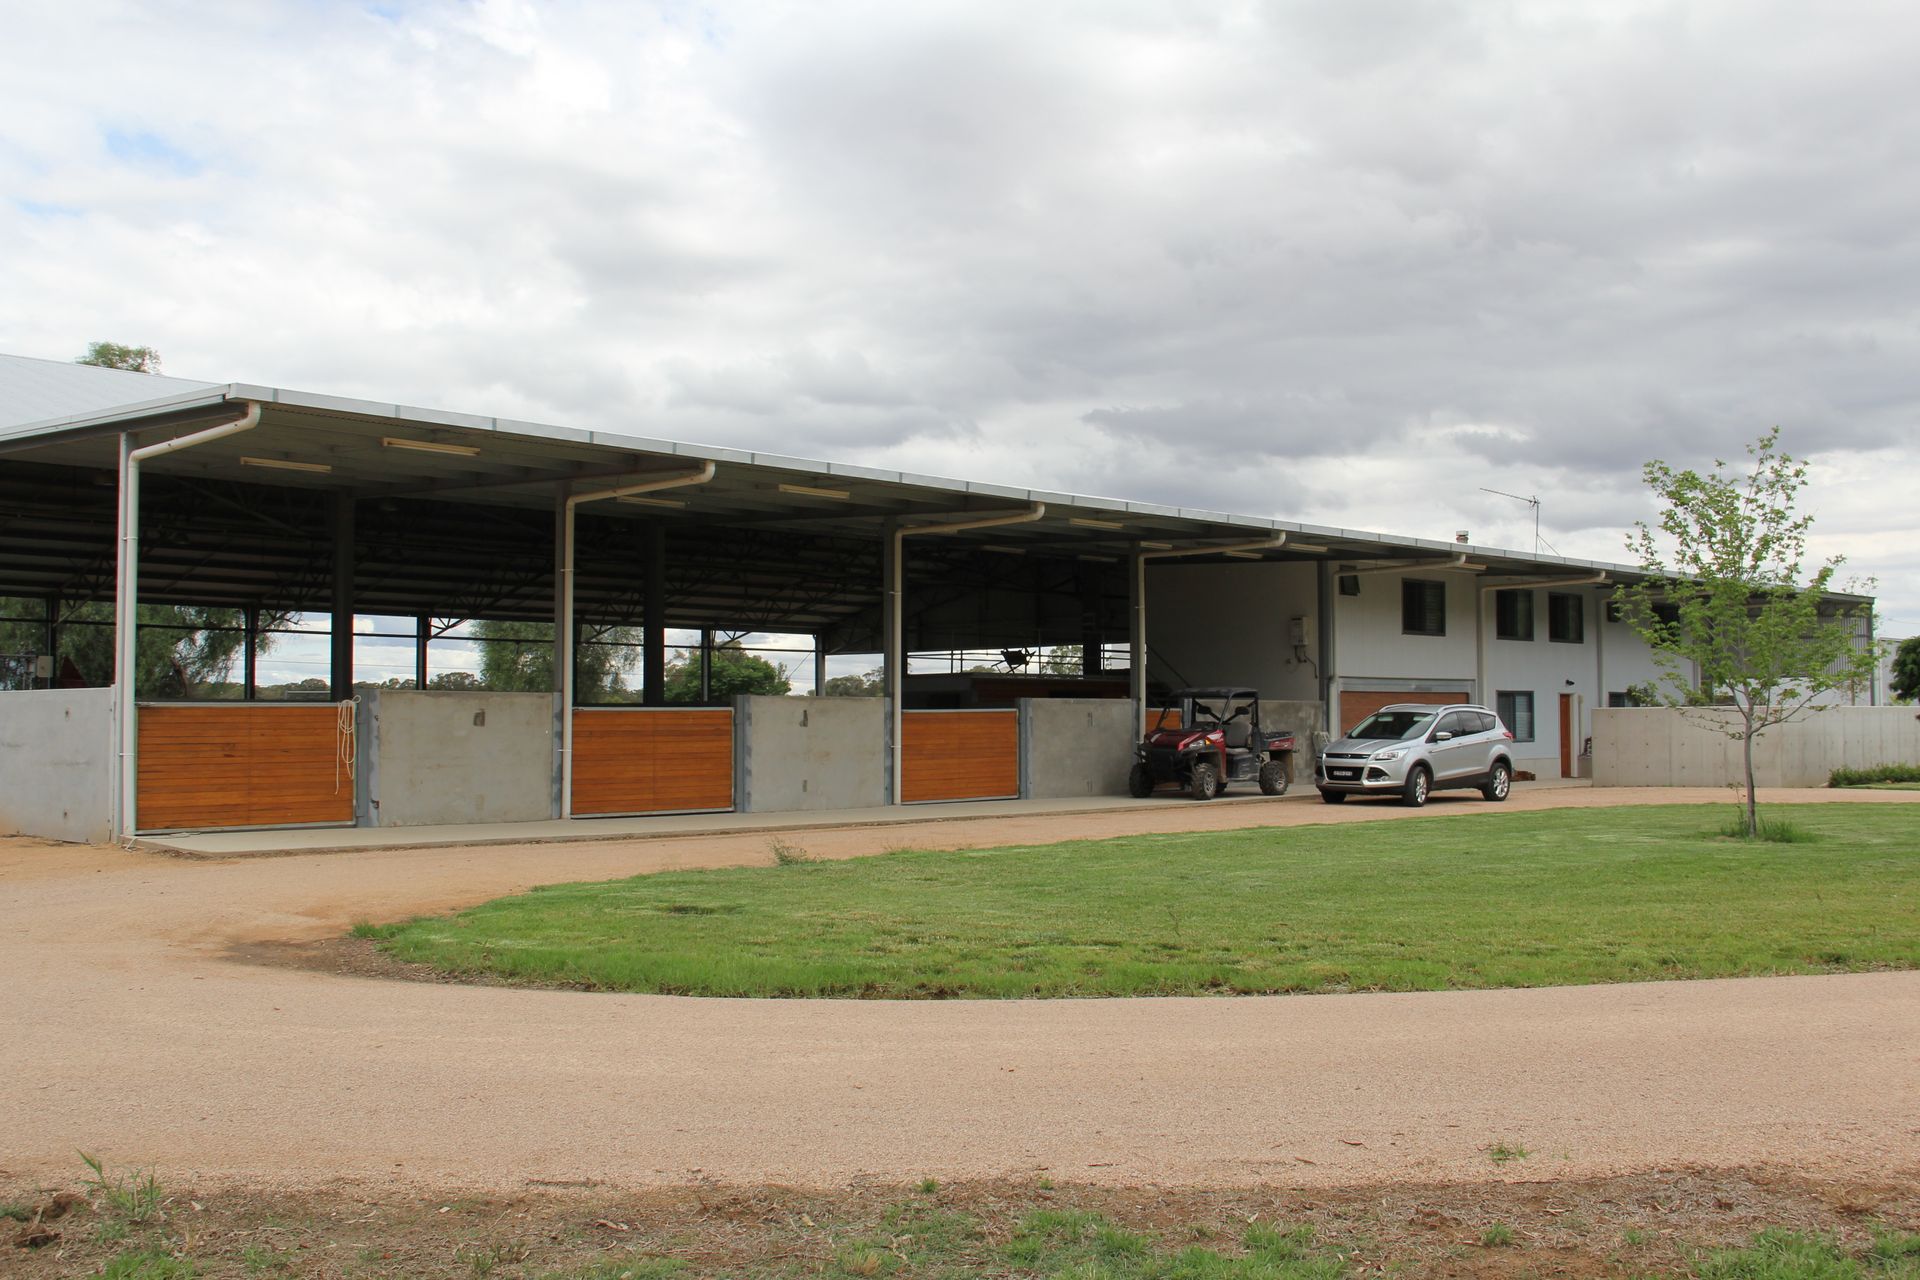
[1128,687,1295,801]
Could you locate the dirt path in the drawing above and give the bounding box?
[2,786,1917,1194]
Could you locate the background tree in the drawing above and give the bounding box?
[1891,636,1920,704]
[663,640,792,701]
[76,341,162,373]
[1613,428,1881,837]
[0,599,288,696]
[469,619,640,698]
[821,667,883,697]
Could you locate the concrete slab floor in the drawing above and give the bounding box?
[141,778,1592,858]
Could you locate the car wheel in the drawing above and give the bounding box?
[1319,788,1347,804]
[1482,761,1512,802]
[1189,760,1220,801]
[1128,763,1155,798]
[1401,765,1431,808]
[1259,758,1290,796]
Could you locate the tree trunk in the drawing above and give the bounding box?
[1742,714,1758,839]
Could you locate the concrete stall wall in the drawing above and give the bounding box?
[1145,561,1320,701]
[1260,700,1327,747]
[1592,706,1920,788]
[1020,698,1135,798]
[735,695,886,812]
[356,690,554,827]
[0,688,112,843]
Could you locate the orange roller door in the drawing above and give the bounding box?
[572,708,734,815]
[901,710,1019,803]
[137,704,354,831]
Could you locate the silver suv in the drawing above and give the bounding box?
[1315,703,1515,807]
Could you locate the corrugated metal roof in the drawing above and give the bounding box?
[0,352,219,433]
[0,349,1743,588]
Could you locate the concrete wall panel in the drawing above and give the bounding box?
[1021,698,1136,799]
[0,689,113,843]
[736,695,886,813]
[359,690,554,827]
[1592,706,1920,787]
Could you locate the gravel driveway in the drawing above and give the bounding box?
[3,785,1916,1192]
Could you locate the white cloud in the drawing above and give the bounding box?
[3,0,1917,633]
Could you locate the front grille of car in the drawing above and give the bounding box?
[1324,751,1368,760]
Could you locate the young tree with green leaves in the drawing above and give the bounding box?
[1613,428,1881,838]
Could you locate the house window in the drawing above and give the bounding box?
[1338,574,1361,597]
[1497,690,1535,742]
[1494,589,1534,641]
[1548,592,1584,643]
[1402,579,1446,636]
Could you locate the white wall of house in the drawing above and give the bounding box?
[1332,568,1480,683]
[1144,561,1320,700]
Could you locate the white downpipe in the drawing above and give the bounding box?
[889,503,1047,803]
[114,402,264,842]
[557,462,716,818]
[1129,532,1291,731]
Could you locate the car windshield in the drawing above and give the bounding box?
[1348,710,1435,741]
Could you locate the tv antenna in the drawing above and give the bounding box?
[1479,487,1559,556]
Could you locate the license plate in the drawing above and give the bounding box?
[1329,768,1358,780]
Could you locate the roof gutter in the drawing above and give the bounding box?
[1342,552,1478,576]
[1477,569,1610,594]
[116,401,265,842]
[557,462,717,818]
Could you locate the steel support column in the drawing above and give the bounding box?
[112,403,262,842]
[329,492,355,701]
[643,522,667,706]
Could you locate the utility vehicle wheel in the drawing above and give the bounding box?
[1127,763,1155,798]
[1259,758,1291,796]
[1402,765,1432,808]
[1319,788,1347,804]
[1482,761,1512,802]
[1188,760,1221,801]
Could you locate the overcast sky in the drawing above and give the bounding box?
[3,1,1916,636]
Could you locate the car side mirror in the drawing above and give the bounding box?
[1433,731,1453,742]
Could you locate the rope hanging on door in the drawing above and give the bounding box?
[335,696,360,794]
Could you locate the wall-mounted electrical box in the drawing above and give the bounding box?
[1288,616,1308,645]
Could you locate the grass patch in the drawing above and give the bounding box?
[1830,764,1920,787]
[81,1152,164,1226]
[95,1248,197,1279]
[1717,812,1816,843]
[1480,1222,1515,1247]
[1699,1228,1920,1280]
[369,804,1920,999]
[1487,1142,1530,1165]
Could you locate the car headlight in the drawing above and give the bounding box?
[1371,748,1407,761]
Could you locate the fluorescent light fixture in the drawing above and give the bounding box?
[778,483,850,500]
[1069,516,1124,531]
[616,495,687,509]
[381,436,480,457]
[241,456,332,474]
[981,544,1026,555]
[1286,542,1330,554]
[1077,554,1118,563]
[1138,540,1174,550]
[1223,550,1266,559]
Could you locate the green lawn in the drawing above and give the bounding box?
[367,804,1920,999]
